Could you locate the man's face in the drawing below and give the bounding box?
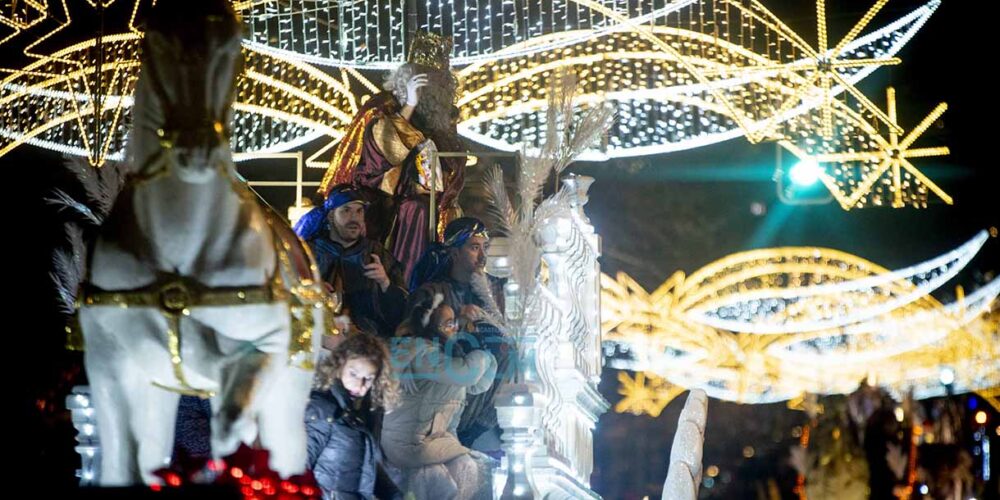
[451,235,488,276]
[327,202,365,243]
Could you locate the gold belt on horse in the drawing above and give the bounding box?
[76,273,319,399]
[68,178,338,398]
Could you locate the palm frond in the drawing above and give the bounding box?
[480,165,514,236]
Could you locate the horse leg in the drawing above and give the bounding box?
[86,347,180,485]
[211,349,268,459]
[128,384,181,484]
[85,350,139,486]
[88,324,181,484]
[81,307,154,486]
[255,355,313,477]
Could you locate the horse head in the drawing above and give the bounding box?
[132,0,243,184]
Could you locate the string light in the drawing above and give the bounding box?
[682,231,989,334]
[0,1,381,165]
[779,87,952,209]
[455,1,939,159]
[2,1,941,165]
[605,235,1000,411]
[236,1,938,159]
[1,32,367,165]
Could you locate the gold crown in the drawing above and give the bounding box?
[407,31,452,70]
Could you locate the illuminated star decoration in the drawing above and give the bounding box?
[781,87,950,209]
[615,371,685,418]
[737,0,904,141]
[0,0,367,167]
[0,0,145,166]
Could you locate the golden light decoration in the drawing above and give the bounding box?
[452,0,940,159]
[978,386,1000,413]
[725,0,905,140]
[0,0,48,46]
[0,0,370,166]
[214,0,932,165]
[604,233,1000,415]
[780,87,951,209]
[1,1,942,166]
[240,0,955,212]
[236,1,940,157]
[785,393,824,415]
[678,231,989,335]
[615,371,684,418]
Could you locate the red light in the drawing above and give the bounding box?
[231,467,244,479]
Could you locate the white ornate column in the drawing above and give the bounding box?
[495,174,609,499]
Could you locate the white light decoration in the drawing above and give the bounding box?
[0,34,369,165]
[234,0,941,160]
[238,0,699,68]
[1,1,941,165]
[767,276,1000,368]
[603,234,1000,408]
[453,0,940,159]
[681,231,989,334]
[0,2,373,165]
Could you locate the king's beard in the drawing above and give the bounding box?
[388,64,458,138]
[410,84,456,137]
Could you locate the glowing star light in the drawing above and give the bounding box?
[735,0,904,140]
[784,87,950,209]
[615,371,685,418]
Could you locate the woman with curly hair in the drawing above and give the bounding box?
[306,332,402,500]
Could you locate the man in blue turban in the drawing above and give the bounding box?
[404,217,511,448]
[295,184,408,339]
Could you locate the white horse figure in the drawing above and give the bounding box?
[77,0,325,485]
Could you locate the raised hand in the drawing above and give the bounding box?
[405,73,429,107]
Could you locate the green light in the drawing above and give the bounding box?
[789,160,821,187]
